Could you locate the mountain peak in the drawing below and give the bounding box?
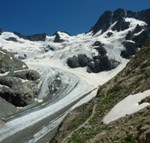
[91,8,150,35]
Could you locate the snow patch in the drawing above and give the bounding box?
[103,90,150,124]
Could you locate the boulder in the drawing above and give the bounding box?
[107,32,113,37]
[67,56,80,68]
[112,8,126,23]
[93,41,107,56]
[87,56,111,73]
[133,24,143,34]
[90,8,150,35]
[67,54,90,68]
[27,33,46,41]
[78,54,90,67]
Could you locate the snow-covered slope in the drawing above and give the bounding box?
[0,17,148,86]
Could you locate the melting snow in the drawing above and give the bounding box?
[103,90,150,124]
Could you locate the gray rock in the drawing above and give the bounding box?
[78,54,90,67]
[10,70,40,81]
[0,49,28,73]
[0,49,40,107]
[67,56,80,68]
[0,76,39,106]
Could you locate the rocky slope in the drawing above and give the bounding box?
[51,39,150,143]
[0,48,41,118]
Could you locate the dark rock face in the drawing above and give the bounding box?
[133,30,150,47]
[91,8,150,34]
[67,54,90,68]
[6,37,18,42]
[112,8,126,23]
[54,33,65,43]
[0,49,40,107]
[121,41,138,58]
[88,56,111,73]
[91,11,112,34]
[13,32,47,41]
[93,41,107,56]
[111,17,130,32]
[67,43,119,73]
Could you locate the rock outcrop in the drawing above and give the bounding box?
[0,49,40,107]
[67,41,119,73]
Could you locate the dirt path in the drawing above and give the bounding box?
[62,104,97,143]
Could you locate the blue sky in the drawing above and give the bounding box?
[0,0,149,35]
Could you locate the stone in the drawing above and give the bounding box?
[107,32,113,37]
[78,54,89,67]
[87,56,111,73]
[67,56,80,68]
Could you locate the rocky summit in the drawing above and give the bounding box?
[0,8,150,143]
